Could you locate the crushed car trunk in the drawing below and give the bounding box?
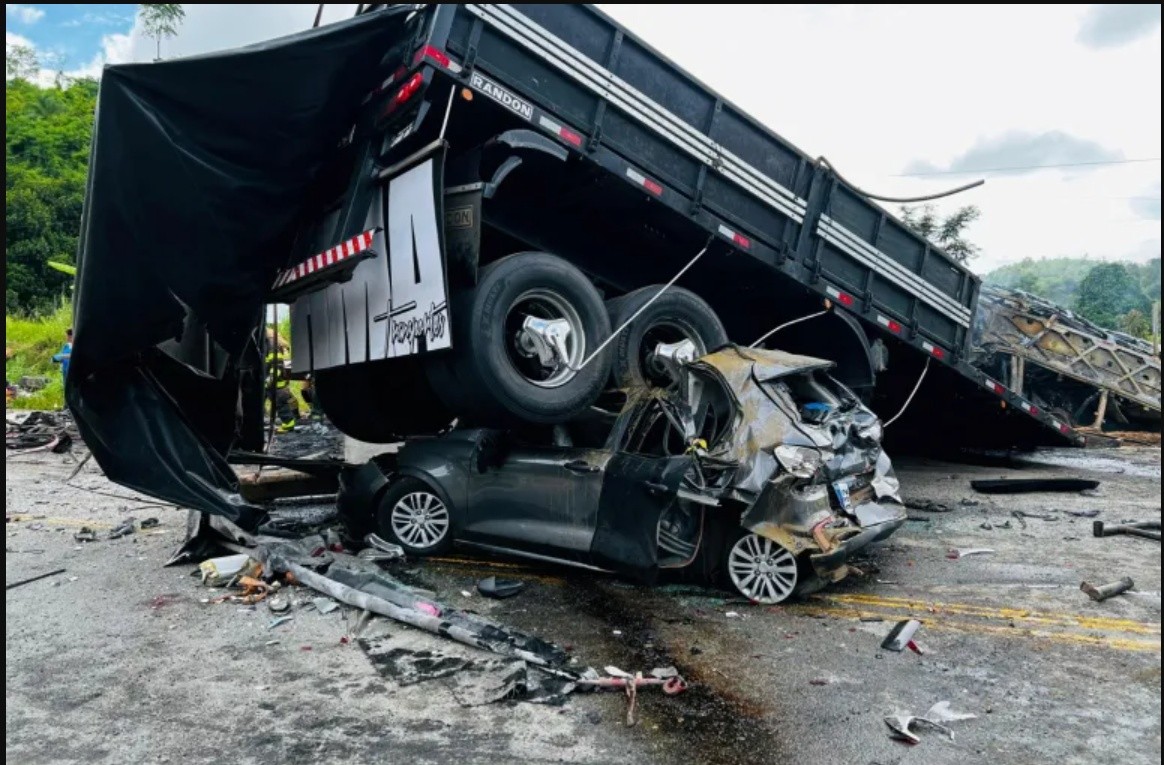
[68,9,416,527]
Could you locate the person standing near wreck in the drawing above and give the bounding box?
[265,328,299,433]
[51,328,73,386]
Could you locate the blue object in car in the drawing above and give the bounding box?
[801,402,831,424]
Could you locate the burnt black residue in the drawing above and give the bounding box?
[565,579,784,765]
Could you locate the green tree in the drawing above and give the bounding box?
[5,77,99,313]
[1074,263,1150,330]
[5,45,39,81]
[1119,308,1151,339]
[139,4,186,61]
[900,203,981,264]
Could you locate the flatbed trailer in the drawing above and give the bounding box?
[283,3,1082,449]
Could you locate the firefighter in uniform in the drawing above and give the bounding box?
[265,329,298,433]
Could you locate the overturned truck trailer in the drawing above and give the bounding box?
[70,5,1084,532]
[975,287,1161,431]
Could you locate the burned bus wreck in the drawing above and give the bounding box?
[341,346,906,604]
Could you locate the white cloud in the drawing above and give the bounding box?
[6,4,45,25]
[6,30,33,48]
[68,32,133,79]
[1077,4,1161,49]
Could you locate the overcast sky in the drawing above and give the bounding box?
[6,3,1160,274]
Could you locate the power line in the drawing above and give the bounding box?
[895,157,1161,177]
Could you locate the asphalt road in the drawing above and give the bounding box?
[6,444,1160,765]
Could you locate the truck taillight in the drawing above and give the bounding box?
[394,72,424,105]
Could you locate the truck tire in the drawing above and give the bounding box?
[429,252,613,424]
[605,285,728,389]
[314,357,453,443]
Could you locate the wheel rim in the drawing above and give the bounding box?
[390,491,450,550]
[727,534,798,604]
[641,320,705,386]
[506,288,587,389]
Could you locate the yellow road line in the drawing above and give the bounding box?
[792,604,1161,653]
[824,593,1160,634]
[426,556,567,585]
[800,606,1159,652]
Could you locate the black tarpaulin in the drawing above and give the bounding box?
[68,8,414,528]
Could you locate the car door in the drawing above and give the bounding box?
[464,442,613,563]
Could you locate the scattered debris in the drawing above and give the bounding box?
[268,615,294,630]
[1064,509,1101,518]
[885,701,977,744]
[267,596,291,613]
[1012,510,1058,522]
[476,576,525,600]
[980,522,994,530]
[947,548,996,559]
[360,533,404,561]
[361,642,577,707]
[312,598,340,614]
[1093,520,1161,542]
[6,568,67,590]
[881,619,922,652]
[140,517,161,529]
[725,611,742,619]
[971,478,1100,494]
[5,411,79,452]
[576,671,689,725]
[108,518,136,539]
[199,554,262,586]
[903,499,953,513]
[73,527,98,543]
[1081,577,1135,602]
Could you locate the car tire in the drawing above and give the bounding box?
[605,285,728,389]
[376,476,454,556]
[314,357,453,443]
[720,528,799,604]
[429,252,613,425]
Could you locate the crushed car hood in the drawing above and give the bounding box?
[684,346,854,499]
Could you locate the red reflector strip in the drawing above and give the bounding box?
[414,45,462,74]
[626,167,663,196]
[825,285,856,307]
[1058,422,1071,434]
[985,379,1006,395]
[920,341,946,359]
[876,315,903,334]
[1019,400,1039,415]
[537,115,583,147]
[718,224,751,249]
[273,230,377,290]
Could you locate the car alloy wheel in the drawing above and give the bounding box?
[389,490,450,551]
[727,533,798,604]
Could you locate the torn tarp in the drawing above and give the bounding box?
[68,8,417,528]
